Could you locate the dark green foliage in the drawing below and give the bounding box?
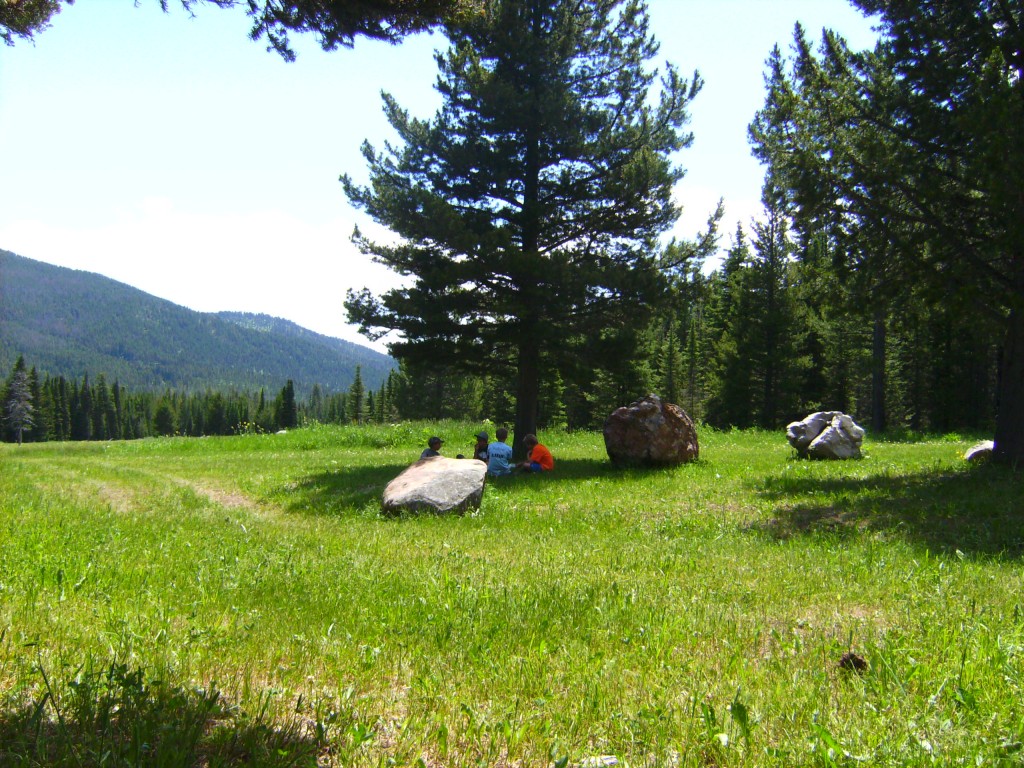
[274,379,299,429]
[346,366,365,424]
[153,398,176,436]
[0,251,394,398]
[344,0,699,454]
[2,0,477,56]
[0,0,62,45]
[227,0,480,61]
[749,2,1024,461]
[2,356,34,445]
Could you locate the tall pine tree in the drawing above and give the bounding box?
[751,3,1024,462]
[343,0,699,454]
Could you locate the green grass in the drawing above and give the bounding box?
[1,423,1022,766]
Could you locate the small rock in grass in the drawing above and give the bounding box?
[838,651,868,674]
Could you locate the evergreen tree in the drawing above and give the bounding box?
[346,367,365,424]
[92,374,113,440]
[254,388,275,432]
[206,392,229,435]
[343,0,699,455]
[308,383,325,423]
[326,392,348,424]
[747,178,801,426]
[110,380,123,440]
[3,1,478,56]
[751,3,1024,462]
[27,366,47,442]
[70,376,93,441]
[154,397,176,436]
[275,380,299,429]
[652,318,684,407]
[51,376,71,441]
[3,356,34,445]
[703,228,757,427]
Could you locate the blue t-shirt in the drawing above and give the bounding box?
[486,441,513,476]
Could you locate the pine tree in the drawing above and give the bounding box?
[346,367,365,424]
[92,374,113,440]
[308,383,325,423]
[275,380,299,429]
[2,1,478,56]
[747,177,802,427]
[71,376,93,441]
[26,366,46,442]
[344,0,699,455]
[153,397,176,436]
[751,4,1024,462]
[3,356,34,445]
[704,228,757,427]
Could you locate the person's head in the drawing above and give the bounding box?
[475,431,488,442]
[428,436,443,450]
[496,427,508,442]
[523,433,538,447]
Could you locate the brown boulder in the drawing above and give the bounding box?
[603,394,699,467]
[382,456,487,515]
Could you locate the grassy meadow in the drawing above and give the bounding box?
[1,423,1022,766]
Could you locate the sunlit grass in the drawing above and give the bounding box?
[1,424,1022,765]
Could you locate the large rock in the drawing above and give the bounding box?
[786,411,865,459]
[603,394,699,467]
[964,440,995,462]
[382,456,487,515]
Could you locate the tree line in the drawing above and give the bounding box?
[389,202,999,436]
[0,357,395,443]
[337,0,1019,461]
[2,226,999,446]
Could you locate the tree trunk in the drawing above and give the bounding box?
[513,337,540,459]
[871,307,887,433]
[993,304,1024,465]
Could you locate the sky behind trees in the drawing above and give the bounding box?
[0,0,877,349]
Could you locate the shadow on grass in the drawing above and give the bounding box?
[284,462,409,515]
[0,662,324,767]
[284,457,680,517]
[751,462,1024,558]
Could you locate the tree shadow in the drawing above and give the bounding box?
[489,457,664,483]
[284,462,409,516]
[283,457,689,517]
[0,662,323,766]
[750,462,1024,559]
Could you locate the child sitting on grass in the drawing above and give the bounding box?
[518,433,553,472]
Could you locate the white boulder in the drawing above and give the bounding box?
[787,411,865,459]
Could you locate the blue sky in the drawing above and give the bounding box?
[0,0,877,349]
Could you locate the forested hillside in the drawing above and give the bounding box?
[0,250,394,396]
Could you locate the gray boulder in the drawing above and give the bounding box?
[603,394,699,467]
[787,411,865,459]
[382,456,487,515]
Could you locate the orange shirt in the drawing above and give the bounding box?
[528,443,554,470]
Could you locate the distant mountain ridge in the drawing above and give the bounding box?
[0,250,394,396]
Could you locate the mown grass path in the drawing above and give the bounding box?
[1,424,1022,766]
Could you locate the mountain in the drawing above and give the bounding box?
[0,250,395,396]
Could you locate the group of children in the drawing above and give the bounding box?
[420,428,554,476]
